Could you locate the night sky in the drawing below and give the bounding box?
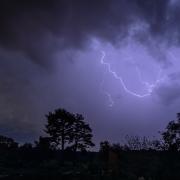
[1,0,180,144]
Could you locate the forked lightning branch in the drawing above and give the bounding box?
[100,51,164,106]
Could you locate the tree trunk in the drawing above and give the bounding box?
[61,134,64,151]
[61,132,65,165]
[74,140,78,152]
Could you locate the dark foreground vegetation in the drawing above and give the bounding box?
[1,108,180,180]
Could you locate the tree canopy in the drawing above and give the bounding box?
[161,113,180,151]
[44,108,94,152]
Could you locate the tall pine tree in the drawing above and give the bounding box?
[45,109,74,151]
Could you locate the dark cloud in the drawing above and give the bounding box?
[0,0,180,143]
[0,0,180,66]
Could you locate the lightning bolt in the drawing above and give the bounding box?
[100,51,164,106]
[100,73,114,107]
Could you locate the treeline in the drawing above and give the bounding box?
[0,108,180,179]
[2,109,180,152]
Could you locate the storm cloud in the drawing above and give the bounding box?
[0,0,180,64]
[1,0,180,143]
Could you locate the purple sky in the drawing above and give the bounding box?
[0,0,180,144]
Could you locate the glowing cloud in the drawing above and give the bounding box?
[100,51,164,106]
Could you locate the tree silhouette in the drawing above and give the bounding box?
[44,108,74,151]
[99,141,111,162]
[161,113,180,151]
[44,108,94,152]
[0,135,18,149]
[20,143,33,150]
[70,113,95,152]
[124,135,161,151]
[35,136,52,151]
